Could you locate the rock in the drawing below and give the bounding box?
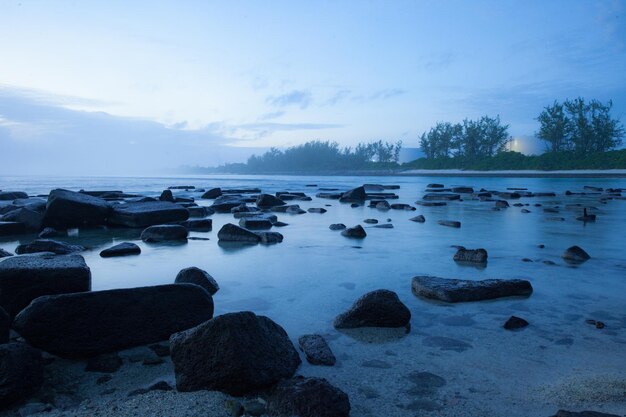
[43,189,111,228]
[1,208,43,231]
[0,343,44,408]
[239,217,273,230]
[562,246,591,263]
[427,183,444,188]
[217,223,261,243]
[452,186,473,193]
[267,376,350,417]
[521,209,531,213]
[170,311,301,395]
[224,399,244,417]
[99,242,141,258]
[128,380,173,396]
[159,190,174,202]
[231,204,259,214]
[437,220,461,228]
[339,186,367,202]
[140,225,188,243]
[341,225,367,239]
[390,203,414,211]
[423,193,460,201]
[15,239,85,255]
[0,222,26,236]
[363,219,378,224]
[0,307,9,343]
[201,188,222,199]
[307,208,327,214]
[177,219,212,232]
[0,248,14,258]
[0,254,91,318]
[411,276,533,303]
[409,215,425,223]
[333,289,411,329]
[495,200,510,208]
[0,191,28,201]
[13,283,214,358]
[285,205,307,215]
[375,201,391,210]
[453,248,488,264]
[373,223,394,228]
[211,196,254,213]
[109,201,189,228]
[298,334,336,366]
[187,206,212,218]
[175,267,219,295]
[550,411,620,417]
[576,208,596,222]
[86,353,123,373]
[504,316,529,330]
[256,194,286,209]
[257,231,284,244]
[415,201,446,207]
[38,227,66,238]
[329,223,346,231]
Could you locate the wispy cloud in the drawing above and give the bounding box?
[237,122,343,132]
[258,111,285,121]
[266,90,312,109]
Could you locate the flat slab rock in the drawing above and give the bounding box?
[411,276,533,303]
[15,239,85,255]
[267,376,350,417]
[108,201,189,228]
[99,242,141,258]
[298,334,336,366]
[334,289,411,329]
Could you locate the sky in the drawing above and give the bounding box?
[1,0,625,175]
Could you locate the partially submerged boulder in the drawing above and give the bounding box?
[562,246,591,263]
[438,220,461,228]
[43,189,111,228]
[99,242,141,258]
[267,376,350,417]
[0,343,44,408]
[108,201,189,228]
[1,208,43,231]
[453,248,488,264]
[140,225,188,243]
[13,284,214,358]
[339,186,367,203]
[201,188,222,199]
[341,225,367,239]
[334,289,411,329]
[256,194,286,209]
[217,223,261,243]
[175,267,219,295]
[411,276,533,303]
[15,239,85,255]
[298,334,336,366]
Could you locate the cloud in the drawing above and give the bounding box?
[237,122,343,132]
[324,89,352,106]
[258,111,285,121]
[266,90,312,109]
[369,88,406,100]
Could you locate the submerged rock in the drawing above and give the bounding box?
[13,284,214,358]
[329,223,346,231]
[339,186,367,203]
[409,215,425,223]
[411,276,533,303]
[562,246,591,263]
[175,267,219,295]
[140,225,188,243]
[308,207,327,214]
[217,223,261,243]
[341,225,367,239]
[437,220,461,228]
[334,289,411,329]
[43,189,111,228]
[267,376,350,417]
[298,334,336,366]
[453,248,488,264]
[170,311,301,395]
[15,239,85,255]
[109,201,189,228]
[99,242,141,258]
[0,343,44,408]
[423,193,460,201]
[257,231,284,244]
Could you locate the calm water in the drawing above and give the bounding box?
[1,174,625,416]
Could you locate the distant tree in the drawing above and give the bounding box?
[419,122,462,158]
[536,101,569,152]
[457,115,510,159]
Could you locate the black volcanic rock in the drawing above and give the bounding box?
[411,276,533,303]
[334,289,411,329]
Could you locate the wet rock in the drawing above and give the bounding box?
[363,219,378,224]
[0,222,26,236]
[0,249,14,258]
[140,225,188,243]
[0,343,44,408]
[411,276,533,303]
[256,194,286,209]
[267,376,350,417]
[286,205,307,214]
[308,208,327,213]
[298,334,336,366]
[43,189,111,228]
[390,203,415,211]
[341,225,367,238]
[38,227,66,238]
[239,217,273,230]
[99,242,141,258]
[415,201,446,207]
[339,186,367,203]
[159,190,174,202]
[409,215,425,223]
[257,231,284,244]
[521,209,531,213]
[453,248,488,264]
[217,223,261,243]
[211,195,251,213]
[109,201,189,228]
[504,316,529,330]
[334,289,411,329]
[177,219,212,232]
[0,254,91,318]
[562,245,590,263]
[423,193,460,201]
[550,411,620,417]
[14,283,214,358]
[175,267,219,295]
[1,208,43,231]
[170,311,300,395]
[373,223,393,229]
[15,239,85,255]
[329,223,346,231]
[86,353,123,373]
[452,186,473,193]
[495,200,510,208]
[186,206,212,218]
[437,220,461,228]
[350,203,361,208]
[201,188,222,199]
[0,191,28,201]
[427,183,444,188]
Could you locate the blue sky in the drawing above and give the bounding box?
[1,0,625,174]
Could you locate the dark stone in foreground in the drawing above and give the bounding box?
[170,311,301,395]
[140,225,188,242]
[334,289,411,329]
[175,267,219,295]
[562,245,591,263]
[0,343,44,408]
[411,276,533,303]
[217,223,261,243]
[108,201,189,228]
[267,376,350,417]
[550,411,621,417]
[298,334,336,366]
[99,242,141,258]
[504,316,529,330]
[43,189,111,228]
[453,248,488,264]
[13,284,214,358]
[341,225,367,239]
[15,239,85,255]
[0,254,91,318]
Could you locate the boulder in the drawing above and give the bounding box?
[0,343,44,408]
[363,219,378,224]
[177,219,212,232]
[307,208,327,214]
[170,311,301,395]
[43,189,111,227]
[339,186,367,203]
[217,223,261,243]
[159,190,174,202]
[390,203,414,211]
[375,201,391,210]
[13,284,214,358]
[38,227,66,238]
[175,267,219,295]
[201,188,222,199]
[409,215,425,223]
[427,183,444,188]
[0,254,91,317]
[452,186,473,193]
[140,225,188,243]
[267,376,350,417]
[256,194,286,209]
[453,248,488,264]
[423,193,460,201]
[257,231,284,244]
[211,195,251,213]
[298,334,335,366]
[99,242,141,258]
[334,289,411,329]
[411,276,533,303]
[0,222,26,236]
[1,208,43,231]
[15,239,85,255]
[495,200,510,208]
[0,191,28,201]
[108,201,189,228]
[0,249,14,258]
[329,224,346,231]
[239,217,273,230]
[504,316,529,330]
[187,206,213,218]
[562,246,590,263]
[341,225,367,239]
[438,220,461,228]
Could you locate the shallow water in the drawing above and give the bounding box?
[1,174,625,416]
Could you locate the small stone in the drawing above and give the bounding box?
[504,316,529,330]
[329,223,346,231]
[409,215,425,223]
[298,334,336,366]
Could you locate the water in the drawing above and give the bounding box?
[1,174,625,416]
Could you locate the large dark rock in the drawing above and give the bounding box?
[43,189,111,228]
[0,192,28,201]
[267,376,350,417]
[453,248,488,264]
[99,242,141,258]
[0,343,44,408]
[170,311,301,395]
[339,186,367,203]
[0,254,91,318]
[256,194,286,209]
[504,316,529,330]
[211,195,251,213]
[13,284,214,358]
[175,267,219,295]
[0,222,26,236]
[0,249,12,258]
[239,217,273,230]
[0,307,9,343]
[159,190,174,202]
[217,223,261,243]
[201,188,222,199]
[140,225,188,243]
[108,201,189,228]
[298,334,335,366]
[334,289,411,329]
[550,412,620,417]
[411,276,533,303]
[1,208,43,231]
[562,246,591,263]
[15,239,85,255]
[341,225,367,239]
[177,219,212,232]
[329,223,346,231]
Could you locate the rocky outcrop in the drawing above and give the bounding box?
[140,225,188,243]
[267,376,350,417]
[170,311,301,395]
[175,267,219,295]
[298,334,336,366]
[108,201,189,228]
[334,289,411,329]
[411,276,533,303]
[13,284,214,358]
[43,189,111,228]
[0,343,44,408]
[99,242,141,258]
[15,239,85,255]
